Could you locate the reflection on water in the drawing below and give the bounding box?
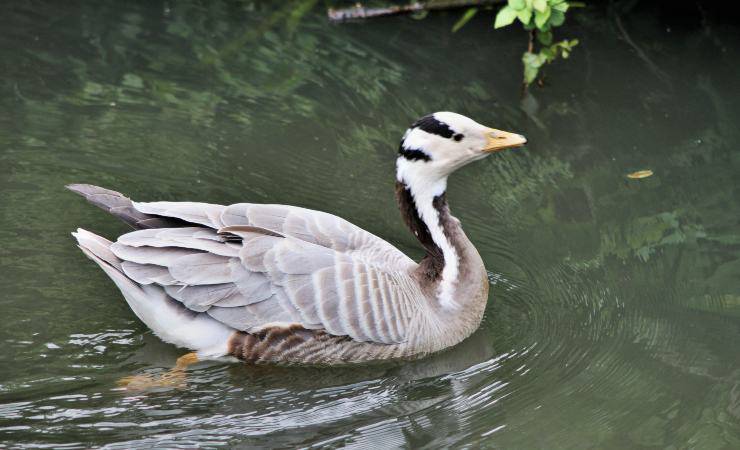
[1,1,739,448]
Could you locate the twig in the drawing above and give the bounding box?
[328,0,504,22]
[521,29,535,96]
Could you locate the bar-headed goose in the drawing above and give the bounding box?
[69,112,526,369]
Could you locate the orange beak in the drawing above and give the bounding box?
[483,128,527,153]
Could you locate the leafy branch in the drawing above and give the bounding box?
[493,0,580,91]
[328,0,580,92]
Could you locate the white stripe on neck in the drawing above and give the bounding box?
[396,158,460,309]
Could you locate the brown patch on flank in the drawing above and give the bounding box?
[227,324,349,364]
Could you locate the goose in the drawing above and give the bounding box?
[69,112,526,373]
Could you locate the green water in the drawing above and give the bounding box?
[1,1,739,448]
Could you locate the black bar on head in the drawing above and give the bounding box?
[411,114,454,139]
[398,146,431,162]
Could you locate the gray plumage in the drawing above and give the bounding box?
[68,181,490,364]
[66,184,189,229]
[67,112,527,365]
[93,118,526,367]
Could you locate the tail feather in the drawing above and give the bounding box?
[72,228,233,357]
[66,184,187,229]
[72,228,122,270]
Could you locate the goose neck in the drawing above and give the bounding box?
[395,178,463,309]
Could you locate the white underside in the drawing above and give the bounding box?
[74,229,235,360]
[133,284,234,359]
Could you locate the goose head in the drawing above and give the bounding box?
[393,112,526,310]
[396,112,526,194]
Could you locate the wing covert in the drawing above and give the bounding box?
[132,200,415,271]
[111,224,417,344]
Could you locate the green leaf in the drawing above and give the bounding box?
[508,0,526,10]
[494,6,518,28]
[533,0,547,12]
[534,6,551,28]
[523,60,540,84]
[523,51,545,68]
[522,51,538,65]
[541,46,555,60]
[452,8,478,33]
[550,9,565,26]
[537,30,553,45]
[552,2,569,12]
[517,7,532,25]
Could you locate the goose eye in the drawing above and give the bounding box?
[453,133,464,142]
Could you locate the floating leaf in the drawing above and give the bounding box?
[533,0,547,13]
[627,170,654,179]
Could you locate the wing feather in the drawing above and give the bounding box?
[133,201,225,229]
[118,227,239,257]
[121,261,177,285]
[167,253,236,285]
[110,243,199,266]
[109,200,418,344]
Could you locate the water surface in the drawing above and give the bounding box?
[1,1,739,448]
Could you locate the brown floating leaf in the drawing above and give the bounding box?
[627,170,654,179]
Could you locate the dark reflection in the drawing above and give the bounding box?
[1,0,739,448]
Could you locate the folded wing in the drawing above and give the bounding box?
[109,201,419,344]
[133,201,414,269]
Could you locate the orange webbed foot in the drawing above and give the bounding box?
[116,352,199,392]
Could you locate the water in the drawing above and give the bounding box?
[1,1,739,447]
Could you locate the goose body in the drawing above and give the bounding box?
[70,112,526,365]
